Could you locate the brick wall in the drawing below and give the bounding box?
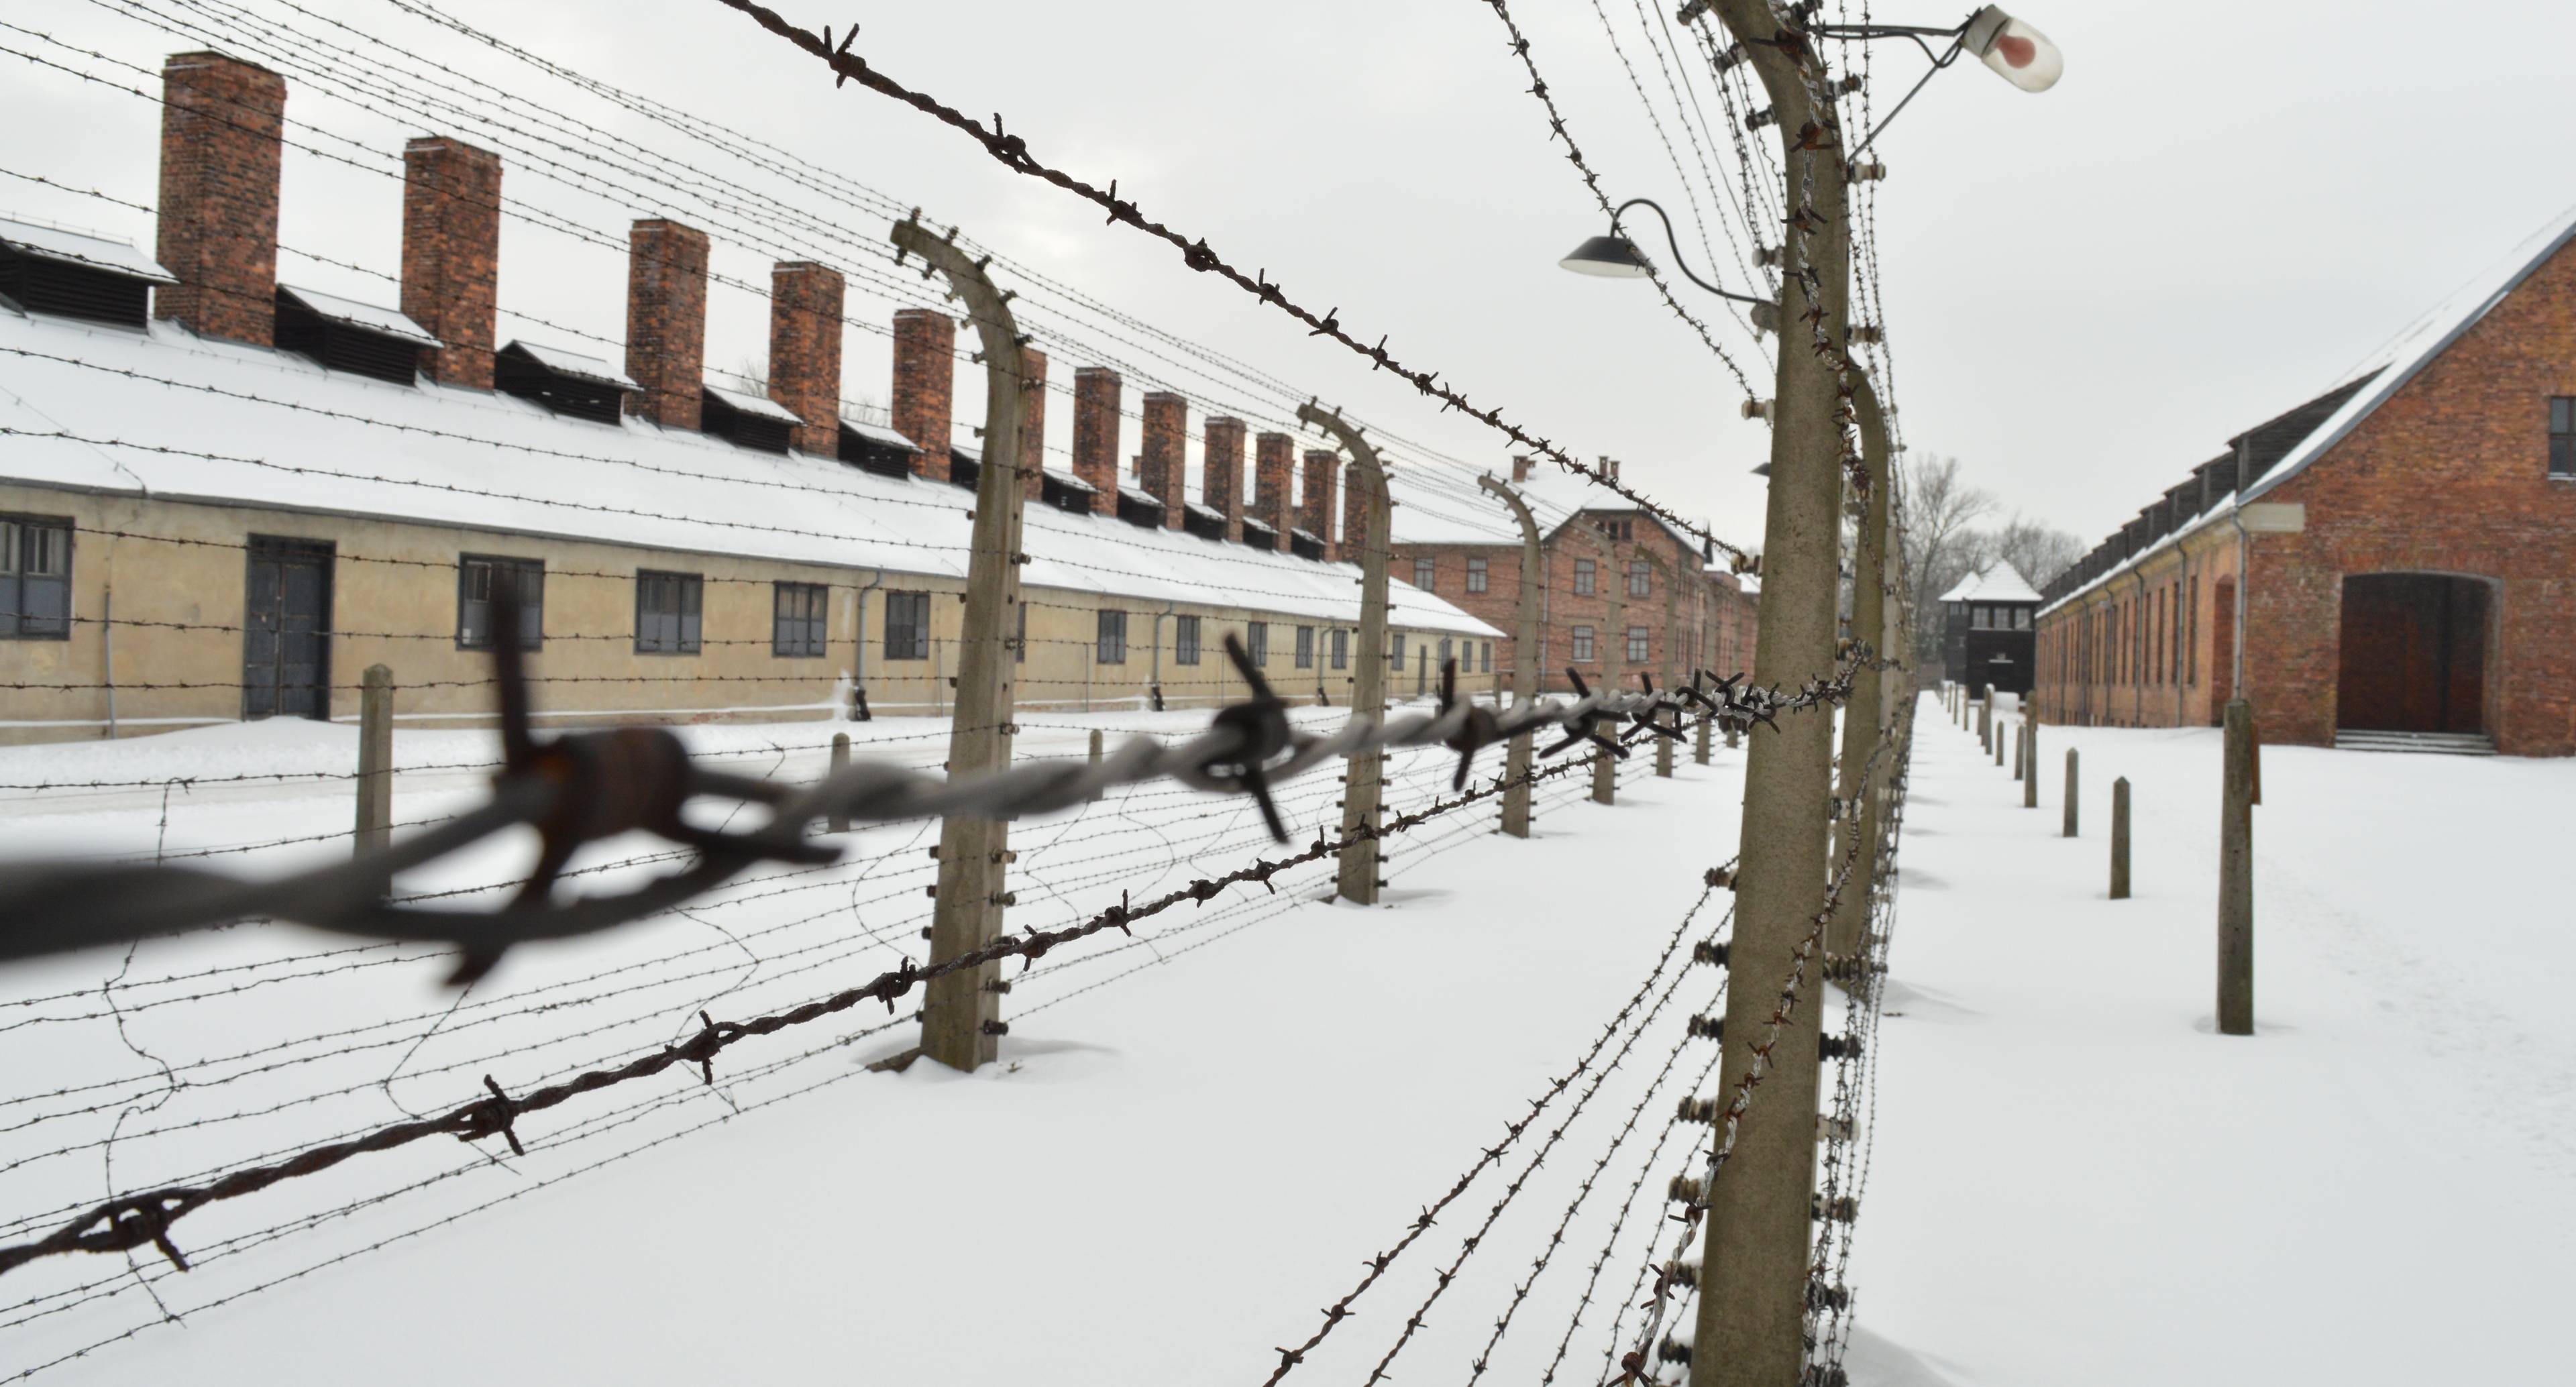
[624,219,709,431]
[400,137,500,389]
[1202,416,1246,541]
[891,307,956,482]
[1072,366,1120,513]
[1299,450,1338,549]
[766,261,844,455]
[156,52,286,346]
[1253,431,1295,551]
[1017,347,1048,500]
[1139,392,1187,527]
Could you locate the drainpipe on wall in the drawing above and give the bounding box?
[1149,600,1175,710]
[102,584,117,740]
[849,569,883,720]
[2130,567,2149,727]
[2229,437,2253,702]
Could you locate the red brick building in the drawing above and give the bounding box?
[2034,207,2576,757]
[1390,456,1760,700]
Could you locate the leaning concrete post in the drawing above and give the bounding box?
[826,731,851,832]
[1300,403,1391,906]
[354,664,393,858]
[1829,368,1892,960]
[2023,720,2039,809]
[2218,699,2255,1035]
[1691,3,1849,1380]
[2110,776,2132,899]
[1480,471,1545,838]
[2063,748,2080,838]
[898,217,1027,1073]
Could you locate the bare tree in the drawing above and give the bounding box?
[1988,514,2084,590]
[1896,453,1994,663]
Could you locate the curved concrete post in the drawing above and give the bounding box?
[896,217,1027,1072]
[1299,403,1391,905]
[1479,471,1546,838]
[1637,547,1682,778]
[1830,370,1892,959]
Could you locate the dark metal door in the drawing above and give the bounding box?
[245,537,333,720]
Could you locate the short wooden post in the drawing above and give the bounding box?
[2218,699,2255,1036]
[354,665,393,858]
[2062,748,2079,838]
[826,732,851,832]
[1656,728,1676,779]
[1979,696,1992,753]
[1086,727,1105,802]
[1592,744,1615,805]
[2023,720,2039,809]
[1994,720,2006,767]
[2012,716,2025,780]
[2110,776,2131,899]
[1694,710,1713,765]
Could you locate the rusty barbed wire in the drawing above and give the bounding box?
[699,0,1756,565]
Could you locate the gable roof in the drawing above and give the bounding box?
[1958,562,2039,604]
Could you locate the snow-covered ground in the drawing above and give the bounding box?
[1852,697,2576,1385]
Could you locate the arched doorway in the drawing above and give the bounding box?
[2336,573,2491,734]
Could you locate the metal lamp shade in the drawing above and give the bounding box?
[1558,234,1654,278]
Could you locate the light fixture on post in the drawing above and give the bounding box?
[1559,197,1782,334]
[1810,5,2065,158]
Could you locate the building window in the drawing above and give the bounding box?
[2015,606,2031,631]
[1175,614,1201,665]
[1295,625,1314,669]
[1097,608,1127,665]
[1331,628,1349,669]
[0,514,71,640]
[1574,559,1596,596]
[635,570,702,654]
[2553,397,2576,477]
[770,581,828,657]
[1391,633,1406,672]
[1572,624,1595,663]
[457,556,543,651]
[1627,626,1649,664]
[1466,556,1488,594]
[1628,561,1650,598]
[1247,620,1268,666]
[1413,557,1436,590]
[1481,641,1492,672]
[885,590,931,661]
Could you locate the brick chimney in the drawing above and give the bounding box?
[1203,417,1246,543]
[767,261,843,455]
[1254,431,1295,552]
[399,137,500,388]
[891,307,956,482]
[1072,367,1121,514]
[156,52,286,345]
[1017,347,1047,500]
[1140,391,1187,529]
[1340,467,1375,565]
[1511,454,1534,485]
[625,219,709,431]
[1300,449,1339,549]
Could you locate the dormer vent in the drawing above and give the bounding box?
[495,339,638,425]
[274,284,437,384]
[0,218,174,329]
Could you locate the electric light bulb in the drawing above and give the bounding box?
[1962,6,2063,93]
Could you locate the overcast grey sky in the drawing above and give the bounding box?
[9,0,2574,554]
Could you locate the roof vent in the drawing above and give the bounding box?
[1040,469,1097,514]
[275,284,437,385]
[495,339,638,425]
[1116,484,1167,529]
[837,418,920,480]
[947,445,981,492]
[0,218,174,329]
[700,378,799,454]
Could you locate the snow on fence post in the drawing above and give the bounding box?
[1479,470,1545,839]
[354,665,393,859]
[2063,748,2080,838]
[2110,776,2132,899]
[1299,403,1391,907]
[826,732,851,833]
[899,217,1028,1073]
[2023,720,2039,809]
[2218,699,2256,1035]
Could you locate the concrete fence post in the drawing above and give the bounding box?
[2218,698,2255,1035]
[2110,776,2132,899]
[827,732,851,832]
[1827,368,1893,962]
[1086,727,1104,801]
[898,217,1028,1073]
[1481,471,1544,839]
[1695,710,1713,765]
[2012,716,2025,781]
[1301,404,1391,906]
[1996,720,2007,767]
[2063,748,2080,838]
[1594,526,1625,806]
[2023,720,2039,809]
[354,665,393,858]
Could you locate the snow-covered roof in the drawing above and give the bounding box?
[703,379,802,425]
[506,339,639,390]
[0,310,1498,639]
[1183,501,1226,522]
[839,417,920,453]
[1043,468,1096,493]
[1950,563,2039,604]
[2247,201,2576,506]
[276,284,439,347]
[1937,573,1978,603]
[0,217,176,284]
[1116,484,1164,507]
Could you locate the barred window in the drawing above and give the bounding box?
[1466,556,1488,594]
[773,581,828,658]
[1481,641,1493,673]
[1097,608,1128,665]
[1391,633,1406,672]
[0,515,72,641]
[1247,620,1268,666]
[1331,627,1349,670]
[1571,625,1595,663]
[1295,625,1314,669]
[1573,559,1595,596]
[885,590,931,661]
[1175,614,1201,665]
[1627,626,1650,664]
[635,570,702,654]
[1413,557,1436,590]
[457,555,541,651]
[2553,397,2576,478]
[1628,561,1650,598]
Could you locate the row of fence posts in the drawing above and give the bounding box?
[1953,679,2255,1037]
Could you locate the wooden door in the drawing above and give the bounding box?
[2337,574,2487,733]
[244,537,334,720]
